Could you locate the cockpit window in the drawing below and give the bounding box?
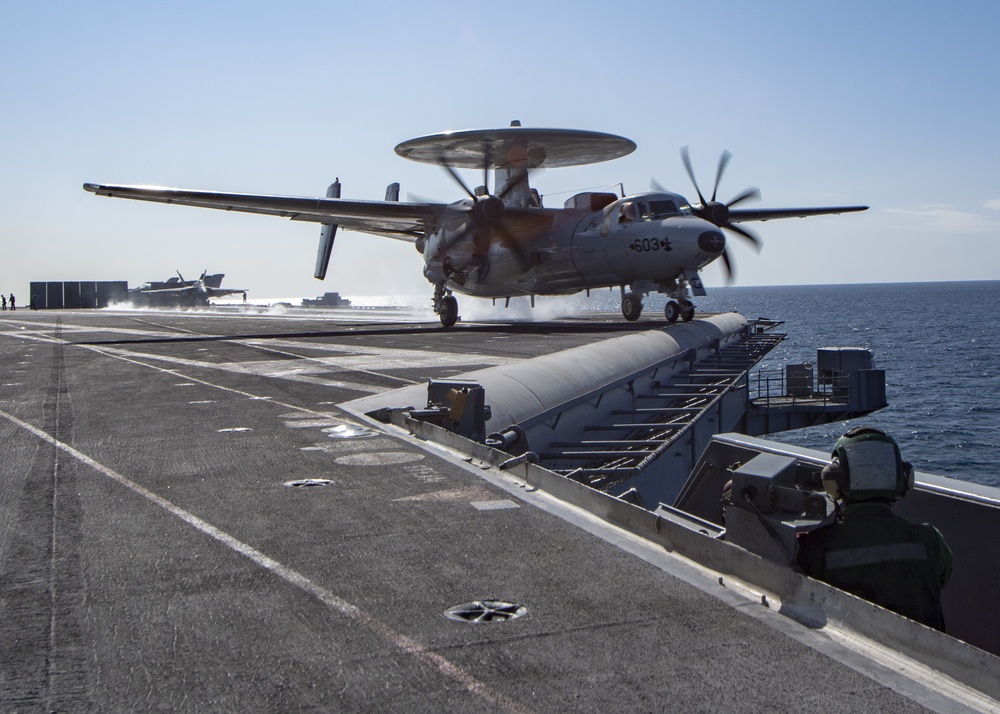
[647,199,679,217]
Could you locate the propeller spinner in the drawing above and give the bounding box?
[679,147,762,282]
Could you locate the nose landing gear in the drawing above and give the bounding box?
[622,285,696,324]
[664,299,695,324]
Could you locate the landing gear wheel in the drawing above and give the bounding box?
[680,300,695,322]
[664,300,680,323]
[439,295,458,328]
[621,292,643,321]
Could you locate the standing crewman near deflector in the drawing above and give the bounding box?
[796,426,953,631]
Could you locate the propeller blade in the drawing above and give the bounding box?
[482,142,492,196]
[711,150,732,203]
[497,165,532,201]
[726,187,761,208]
[472,229,491,258]
[720,248,735,284]
[680,147,707,206]
[723,222,762,252]
[437,153,476,201]
[436,218,472,255]
[650,178,666,193]
[496,222,531,272]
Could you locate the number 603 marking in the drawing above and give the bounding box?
[629,237,672,252]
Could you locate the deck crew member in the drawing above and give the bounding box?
[796,427,953,630]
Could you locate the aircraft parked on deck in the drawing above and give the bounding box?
[130,271,246,307]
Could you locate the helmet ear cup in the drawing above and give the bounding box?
[900,461,914,497]
[822,458,845,500]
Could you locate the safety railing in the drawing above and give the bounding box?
[749,367,852,408]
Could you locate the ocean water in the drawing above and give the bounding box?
[675,281,1000,488]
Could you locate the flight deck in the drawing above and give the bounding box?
[0,306,992,712]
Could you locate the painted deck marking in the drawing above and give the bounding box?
[0,407,532,714]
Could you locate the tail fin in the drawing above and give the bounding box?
[314,179,341,280]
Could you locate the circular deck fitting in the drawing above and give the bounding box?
[283,478,334,488]
[443,600,527,624]
[322,424,379,439]
[334,451,423,466]
[395,127,636,169]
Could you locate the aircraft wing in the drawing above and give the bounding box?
[140,285,197,294]
[83,183,446,242]
[205,288,246,299]
[728,205,868,222]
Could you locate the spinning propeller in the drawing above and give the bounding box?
[678,146,762,282]
[435,146,532,268]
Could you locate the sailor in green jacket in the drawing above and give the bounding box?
[796,427,953,631]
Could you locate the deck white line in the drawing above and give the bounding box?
[0,407,531,714]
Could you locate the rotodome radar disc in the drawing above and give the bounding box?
[395,127,636,169]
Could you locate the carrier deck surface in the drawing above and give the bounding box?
[0,307,979,712]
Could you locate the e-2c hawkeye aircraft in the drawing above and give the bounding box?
[85,122,867,327]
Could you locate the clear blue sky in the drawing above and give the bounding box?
[2,1,998,301]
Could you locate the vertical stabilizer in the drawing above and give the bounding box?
[315,179,341,280]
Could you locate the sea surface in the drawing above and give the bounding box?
[617,281,1000,489]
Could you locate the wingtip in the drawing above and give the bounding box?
[83,182,100,193]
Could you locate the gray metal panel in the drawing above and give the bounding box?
[63,281,82,309]
[30,282,46,309]
[45,282,64,309]
[80,281,98,308]
[96,281,128,307]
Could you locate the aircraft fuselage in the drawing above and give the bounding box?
[424,191,725,300]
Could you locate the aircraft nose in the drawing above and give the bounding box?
[698,230,726,253]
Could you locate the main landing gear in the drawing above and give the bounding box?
[434,283,458,328]
[621,292,643,321]
[620,291,695,324]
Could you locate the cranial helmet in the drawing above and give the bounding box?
[821,426,914,501]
